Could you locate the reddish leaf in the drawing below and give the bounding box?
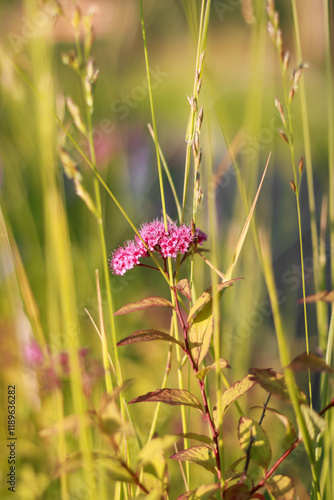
[117,329,185,349]
[288,352,334,374]
[224,484,251,500]
[129,388,203,411]
[114,296,174,315]
[297,290,334,304]
[249,368,308,404]
[171,279,192,301]
[170,445,217,475]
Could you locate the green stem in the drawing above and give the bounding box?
[261,234,321,500]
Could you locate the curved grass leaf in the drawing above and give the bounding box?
[171,278,192,300]
[176,483,220,500]
[266,474,295,500]
[117,329,185,349]
[129,388,203,411]
[225,154,270,281]
[249,368,308,404]
[196,358,230,382]
[114,296,174,316]
[288,352,334,374]
[300,404,327,440]
[170,445,217,475]
[238,416,272,468]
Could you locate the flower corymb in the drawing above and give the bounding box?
[109,218,207,275]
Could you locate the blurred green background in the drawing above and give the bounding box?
[0,0,332,498]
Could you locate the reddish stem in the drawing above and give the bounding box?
[250,438,301,495]
[173,289,222,486]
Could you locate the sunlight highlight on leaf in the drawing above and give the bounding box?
[117,330,185,349]
[114,296,174,315]
[170,445,217,475]
[129,388,203,411]
[238,416,272,468]
[266,474,295,500]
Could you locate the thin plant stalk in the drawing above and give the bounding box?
[181,0,210,224]
[323,0,334,287]
[139,0,191,484]
[207,127,225,493]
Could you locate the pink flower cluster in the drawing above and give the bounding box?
[109,218,207,276]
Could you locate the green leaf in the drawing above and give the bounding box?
[117,329,185,349]
[170,445,217,475]
[223,484,251,500]
[196,358,230,381]
[288,352,334,374]
[224,456,246,482]
[252,407,297,449]
[137,435,176,467]
[171,279,192,300]
[300,404,327,440]
[176,432,213,446]
[213,375,254,423]
[188,303,213,367]
[188,279,239,322]
[249,368,308,404]
[238,416,272,468]
[176,483,220,500]
[97,391,131,436]
[114,296,174,316]
[266,474,295,500]
[225,154,270,281]
[129,388,202,411]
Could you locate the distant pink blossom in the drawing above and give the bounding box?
[109,217,207,275]
[24,340,44,366]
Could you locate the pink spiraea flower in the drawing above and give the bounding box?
[110,241,146,276]
[109,217,207,275]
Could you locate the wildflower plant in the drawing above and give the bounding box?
[2,1,334,500]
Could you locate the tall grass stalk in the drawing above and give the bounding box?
[206,125,225,492]
[24,0,99,497]
[261,233,321,500]
[290,0,328,351]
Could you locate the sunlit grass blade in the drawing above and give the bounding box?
[225,153,271,281]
